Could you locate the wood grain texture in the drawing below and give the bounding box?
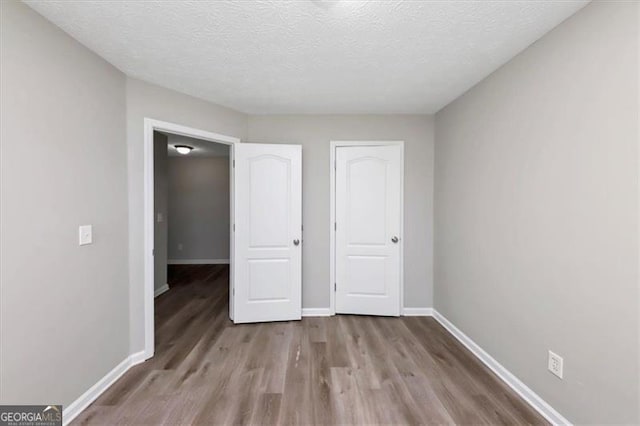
[72,265,548,425]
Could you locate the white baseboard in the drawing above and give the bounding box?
[402,307,434,316]
[154,284,169,298]
[432,310,571,426]
[62,310,568,426]
[63,351,146,425]
[129,351,148,365]
[168,258,229,265]
[302,307,433,317]
[302,308,332,317]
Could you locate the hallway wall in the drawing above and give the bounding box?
[168,156,230,262]
[153,131,169,293]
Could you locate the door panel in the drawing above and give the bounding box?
[249,155,290,247]
[336,145,402,316]
[234,143,302,323]
[248,259,290,301]
[347,159,387,245]
[346,255,386,295]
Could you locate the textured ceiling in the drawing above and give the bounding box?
[165,134,230,158]
[25,0,588,114]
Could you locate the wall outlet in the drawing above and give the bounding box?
[79,225,93,246]
[548,350,563,379]
[177,243,183,251]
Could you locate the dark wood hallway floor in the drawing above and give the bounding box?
[73,265,547,425]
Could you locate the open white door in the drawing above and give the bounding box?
[335,145,402,316]
[233,143,302,323]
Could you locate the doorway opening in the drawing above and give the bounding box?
[144,119,239,360]
[154,130,231,331]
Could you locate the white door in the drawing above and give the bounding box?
[233,143,302,323]
[335,145,402,316]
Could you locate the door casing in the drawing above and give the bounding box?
[329,140,404,316]
[143,118,240,360]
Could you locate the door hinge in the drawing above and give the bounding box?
[152,249,155,256]
[233,160,235,168]
[334,222,337,231]
[334,283,337,291]
[232,287,235,295]
[233,224,235,232]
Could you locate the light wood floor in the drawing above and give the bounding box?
[73,265,547,425]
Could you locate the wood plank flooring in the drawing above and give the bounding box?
[73,265,547,425]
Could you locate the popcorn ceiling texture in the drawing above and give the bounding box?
[25,0,588,114]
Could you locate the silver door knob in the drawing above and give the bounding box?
[391,236,399,243]
[293,239,300,246]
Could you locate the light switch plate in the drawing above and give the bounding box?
[79,225,93,246]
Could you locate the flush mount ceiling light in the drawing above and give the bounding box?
[175,145,193,155]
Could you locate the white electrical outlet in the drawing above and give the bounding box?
[548,350,564,379]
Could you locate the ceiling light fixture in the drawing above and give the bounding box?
[175,145,193,155]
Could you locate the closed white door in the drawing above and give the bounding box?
[335,145,402,316]
[233,143,302,323]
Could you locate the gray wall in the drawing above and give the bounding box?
[0,0,128,407]
[9,2,632,423]
[434,1,639,424]
[247,115,434,309]
[126,78,248,352]
[153,132,169,291]
[168,156,230,261]
[126,92,435,349]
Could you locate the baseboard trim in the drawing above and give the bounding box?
[302,308,332,317]
[302,307,434,317]
[62,311,569,425]
[168,259,229,265]
[432,310,571,426]
[402,307,434,316]
[154,284,169,298]
[63,351,146,425]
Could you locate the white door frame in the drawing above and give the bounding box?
[143,118,240,359]
[329,140,404,316]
